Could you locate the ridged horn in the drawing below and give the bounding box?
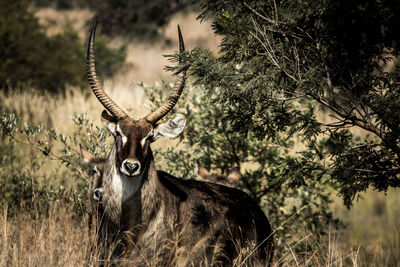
[87,18,129,120]
[144,25,187,124]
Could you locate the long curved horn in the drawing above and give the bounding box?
[144,25,187,124]
[87,18,129,120]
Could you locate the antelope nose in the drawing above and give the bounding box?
[124,161,140,175]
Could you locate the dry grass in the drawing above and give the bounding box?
[1,203,392,267]
[0,203,358,267]
[0,204,92,266]
[1,9,221,157]
[1,7,399,267]
[0,85,144,133]
[35,7,221,85]
[35,8,93,38]
[332,188,400,266]
[7,8,221,133]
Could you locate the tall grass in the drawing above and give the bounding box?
[0,204,92,266]
[333,188,400,266]
[1,202,394,266]
[0,8,399,266]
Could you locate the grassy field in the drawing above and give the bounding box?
[1,8,399,266]
[0,192,398,266]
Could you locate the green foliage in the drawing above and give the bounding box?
[183,0,400,207]
[0,0,126,92]
[145,81,339,256]
[0,112,109,218]
[91,0,191,40]
[32,0,90,9]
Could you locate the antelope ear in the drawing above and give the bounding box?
[153,114,186,141]
[79,144,95,164]
[227,166,241,183]
[101,110,117,135]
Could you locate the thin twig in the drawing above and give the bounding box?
[8,133,89,184]
[243,2,277,25]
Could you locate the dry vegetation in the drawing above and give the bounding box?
[0,205,92,266]
[2,199,397,266]
[1,8,399,267]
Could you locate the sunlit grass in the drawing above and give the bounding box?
[0,204,92,266]
[0,7,398,266]
[2,201,396,266]
[332,188,400,266]
[2,84,398,265]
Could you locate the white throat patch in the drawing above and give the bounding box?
[111,165,142,203]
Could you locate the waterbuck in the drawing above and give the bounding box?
[86,20,274,265]
[79,146,110,256]
[195,161,240,188]
[80,145,106,205]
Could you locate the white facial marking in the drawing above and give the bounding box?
[116,124,128,145]
[111,165,142,203]
[104,121,116,134]
[93,165,100,175]
[140,129,153,148]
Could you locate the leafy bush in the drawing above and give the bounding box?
[32,0,193,39]
[91,0,191,40]
[186,0,400,207]
[145,80,339,256]
[0,112,109,218]
[0,77,339,257]
[32,0,89,9]
[0,0,126,93]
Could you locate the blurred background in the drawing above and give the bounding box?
[0,0,399,266]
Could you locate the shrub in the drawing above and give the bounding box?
[0,112,109,218]
[32,0,89,9]
[145,79,340,257]
[91,0,191,40]
[187,0,400,207]
[0,0,126,93]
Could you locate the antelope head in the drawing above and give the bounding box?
[80,145,106,202]
[87,20,187,179]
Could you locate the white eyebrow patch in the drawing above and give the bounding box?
[93,165,100,175]
[116,124,128,145]
[140,130,153,148]
[104,121,116,134]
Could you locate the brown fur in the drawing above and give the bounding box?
[86,22,273,265]
[96,116,274,266]
[196,162,241,188]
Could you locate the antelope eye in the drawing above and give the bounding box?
[116,130,122,137]
[90,169,97,175]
